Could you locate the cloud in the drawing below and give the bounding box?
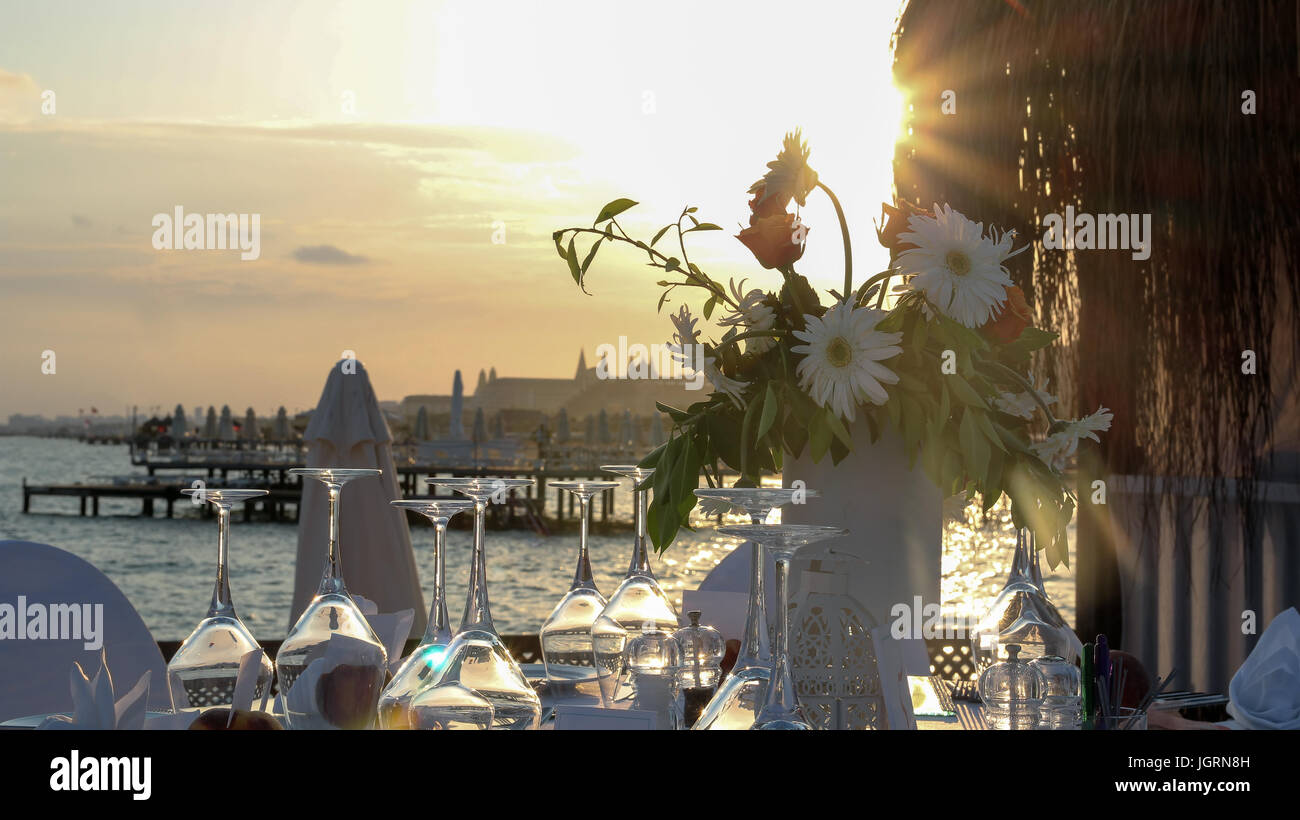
[0,69,43,119]
[292,244,370,265]
[70,214,92,228]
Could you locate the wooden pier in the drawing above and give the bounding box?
[20,463,640,531]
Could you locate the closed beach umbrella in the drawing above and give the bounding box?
[414,406,430,440]
[203,406,218,439]
[274,406,290,441]
[172,404,188,437]
[218,405,235,441]
[290,358,425,636]
[598,409,611,444]
[472,407,486,443]
[618,410,633,447]
[556,408,571,443]
[449,370,465,439]
[651,413,666,446]
[242,408,258,441]
[493,412,505,439]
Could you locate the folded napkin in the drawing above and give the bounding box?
[1227,607,1300,730]
[37,650,151,730]
[352,594,414,674]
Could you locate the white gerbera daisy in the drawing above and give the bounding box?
[791,302,903,422]
[991,378,1058,420]
[718,278,777,354]
[1031,406,1114,472]
[894,203,1025,328]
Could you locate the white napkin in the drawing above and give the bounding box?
[1227,607,1300,730]
[351,594,413,674]
[37,650,151,730]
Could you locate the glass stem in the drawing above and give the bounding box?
[317,481,346,595]
[422,519,453,645]
[459,499,495,634]
[732,511,772,673]
[628,481,653,578]
[572,495,598,591]
[1008,527,1033,587]
[207,502,236,618]
[759,553,799,723]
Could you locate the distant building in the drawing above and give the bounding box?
[399,350,696,434]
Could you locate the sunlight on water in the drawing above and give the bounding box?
[0,438,1075,639]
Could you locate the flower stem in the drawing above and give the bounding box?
[817,181,853,298]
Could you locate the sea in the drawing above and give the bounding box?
[0,435,1074,641]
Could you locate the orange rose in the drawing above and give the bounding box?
[748,182,790,224]
[982,285,1032,343]
[738,213,806,269]
[877,200,926,251]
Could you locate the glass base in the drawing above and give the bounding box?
[753,718,813,730]
[276,592,388,730]
[168,615,272,708]
[540,587,605,678]
[691,667,769,730]
[591,575,678,705]
[433,629,541,730]
[377,642,453,729]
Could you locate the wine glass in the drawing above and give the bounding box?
[168,488,274,708]
[540,480,618,682]
[424,476,541,730]
[690,486,818,730]
[376,497,475,729]
[717,524,848,730]
[590,465,679,706]
[276,468,389,730]
[409,683,495,730]
[970,529,1082,672]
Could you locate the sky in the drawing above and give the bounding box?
[0,0,905,418]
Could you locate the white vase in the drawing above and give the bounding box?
[783,420,942,632]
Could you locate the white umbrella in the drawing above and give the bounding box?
[289,358,425,636]
[492,412,505,440]
[273,406,290,441]
[242,408,258,441]
[556,408,571,443]
[414,406,430,440]
[203,406,218,439]
[449,371,465,439]
[172,404,188,437]
[472,407,486,443]
[218,405,236,441]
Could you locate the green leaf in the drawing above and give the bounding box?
[824,407,853,449]
[664,257,681,273]
[757,383,779,440]
[685,222,723,233]
[809,411,833,462]
[971,408,1008,453]
[946,374,988,410]
[594,198,638,224]
[651,224,674,247]
[580,238,601,273]
[703,295,718,320]
[565,238,581,286]
[959,410,990,491]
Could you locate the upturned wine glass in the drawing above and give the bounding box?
[590,465,679,706]
[539,480,617,681]
[376,497,475,729]
[717,524,847,730]
[424,476,541,730]
[690,486,818,730]
[168,488,274,708]
[276,468,389,730]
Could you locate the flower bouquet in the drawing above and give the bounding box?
[553,131,1109,566]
